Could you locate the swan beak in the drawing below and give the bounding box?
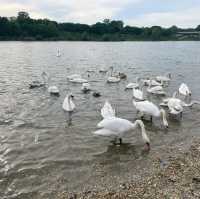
[145,142,151,151]
[70,95,74,98]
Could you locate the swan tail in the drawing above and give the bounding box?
[101,100,116,119]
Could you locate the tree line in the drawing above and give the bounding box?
[0,12,200,41]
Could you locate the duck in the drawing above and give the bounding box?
[62,94,75,112]
[93,91,101,97]
[93,101,150,148]
[133,100,168,128]
[118,72,127,79]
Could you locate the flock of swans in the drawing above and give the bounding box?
[29,65,200,150]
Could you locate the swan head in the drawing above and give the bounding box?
[67,93,74,99]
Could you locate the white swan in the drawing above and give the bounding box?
[107,66,121,83]
[156,73,171,82]
[133,88,144,101]
[93,117,150,147]
[160,92,200,116]
[125,77,140,89]
[142,79,162,86]
[133,100,168,128]
[107,76,121,83]
[101,100,116,119]
[41,72,60,95]
[147,85,166,95]
[69,78,88,83]
[178,83,191,96]
[62,94,75,112]
[99,68,108,73]
[48,86,59,95]
[56,49,61,57]
[81,83,91,93]
[67,74,82,80]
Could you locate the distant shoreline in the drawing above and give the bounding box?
[1,12,200,42]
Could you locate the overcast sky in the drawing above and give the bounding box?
[0,0,200,28]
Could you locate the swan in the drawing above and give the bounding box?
[41,72,60,95]
[125,77,140,89]
[107,66,121,83]
[62,94,75,112]
[142,79,162,86]
[93,118,150,148]
[48,86,59,95]
[56,49,61,57]
[133,88,144,101]
[178,83,191,96]
[146,80,166,95]
[133,100,168,128]
[67,74,82,80]
[29,72,48,88]
[107,76,121,83]
[99,68,108,73]
[156,73,171,82]
[81,83,91,93]
[160,92,200,116]
[69,78,88,83]
[101,100,116,119]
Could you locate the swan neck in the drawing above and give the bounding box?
[134,120,150,144]
[160,109,168,127]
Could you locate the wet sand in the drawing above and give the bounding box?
[58,138,200,199]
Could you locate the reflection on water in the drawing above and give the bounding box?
[0,41,200,198]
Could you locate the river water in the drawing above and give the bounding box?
[0,41,200,198]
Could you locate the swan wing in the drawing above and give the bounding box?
[93,129,118,137]
[101,101,116,119]
[62,97,75,111]
[179,83,191,95]
[133,100,160,117]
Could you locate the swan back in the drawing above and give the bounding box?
[101,101,116,119]
[133,100,160,117]
[48,86,59,94]
[97,117,134,134]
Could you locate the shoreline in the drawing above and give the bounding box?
[58,139,200,199]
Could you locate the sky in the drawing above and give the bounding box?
[0,0,200,28]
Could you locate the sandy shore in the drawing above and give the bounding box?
[57,139,200,199]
